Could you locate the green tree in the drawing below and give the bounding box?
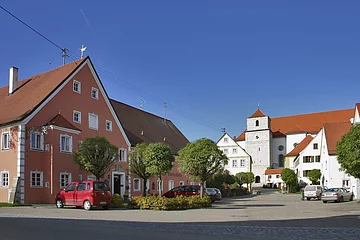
[234,172,247,187]
[129,142,152,197]
[281,168,297,193]
[144,142,174,196]
[73,136,118,180]
[178,138,228,197]
[207,170,235,189]
[245,172,255,191]
[337,124,360,179]
[308,169,321,185]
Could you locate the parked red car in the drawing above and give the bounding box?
[162,185,206,198]
[55,181,112,210]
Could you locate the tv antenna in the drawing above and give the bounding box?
[80,45,87,58]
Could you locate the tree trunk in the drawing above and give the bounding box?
[142,178,147,197]
[200,181,204,198]
[158,175,162,197]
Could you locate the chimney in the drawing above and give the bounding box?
[9,66,18,95]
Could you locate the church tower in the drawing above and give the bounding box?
[245,108,272,184]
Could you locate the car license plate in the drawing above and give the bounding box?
[100,202,106,205]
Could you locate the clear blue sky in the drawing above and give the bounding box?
[0,1,359,142]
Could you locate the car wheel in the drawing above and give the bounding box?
[56,199,63,208]
[339,196,344,203]
[102,205,109,210]
[322,201,327,203]
[350,195,354,201]
[83,200,92,211]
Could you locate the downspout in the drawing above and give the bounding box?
[50,144,54,195]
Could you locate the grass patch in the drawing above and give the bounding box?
[0,202,32,207]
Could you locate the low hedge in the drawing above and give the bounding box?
[111,194,125,208]
[128,195,212,211]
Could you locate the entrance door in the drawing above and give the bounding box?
[255,176,261,183]
[113,174,122,195]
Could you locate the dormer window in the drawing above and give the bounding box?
[255,120,259,127]
[91,87,99,100]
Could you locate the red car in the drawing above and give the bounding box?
[55,181,112,210]
[162,185,206,198]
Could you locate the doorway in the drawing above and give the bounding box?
[112,172,125,196]
[255,176,261,183]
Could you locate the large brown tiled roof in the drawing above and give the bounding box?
[0,58,86,126]
[249,108,267,118]
[285,135,314,157]
[46,114,81,131]
[324,122,352,155]
[110,99,189,154]
[265,168,283,175]
[236,108,354,141]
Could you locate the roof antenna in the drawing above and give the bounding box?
[62,48,69,65]
[80,45,87,59]
[163,101,167,122]
[221,128,226,133]
[258,102,260,109]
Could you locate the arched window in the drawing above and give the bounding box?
[255,120,259,127]
[278,154,284,168]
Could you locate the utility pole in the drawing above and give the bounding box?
[163,102,167,122]
[62,48,68,65]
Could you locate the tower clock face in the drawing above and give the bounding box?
[278,145,284,151]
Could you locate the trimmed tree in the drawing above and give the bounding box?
[178,138,228,197]
[337,124,360,179]
[207,170,235,189]
[143,142,174,196]
[129,142,152,197]
[308,169,321,185]
[234,172,247,188]
[245,172,255,191]
[281,168,297,193]
[73,136,118,180]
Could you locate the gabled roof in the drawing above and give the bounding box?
[46,114,81,131]
[285,135,314,157]
[236,108,354,141]
[110,99,188,154]
[265,168,283,175]
[249,108,267,118]
[0,58,87,126]
[323,122,352,155]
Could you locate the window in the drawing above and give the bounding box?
[268,175,272,179]
[224,138,228,143]
[73,110,81,123]
[223,149,228,154]
[1,132,10,150]
[255,120,259,127]
[232,159,238,168]
[303,170,311,177]
[190,181,194,185]
[30,132,44,151]
[78,175,83,181]
[88,113,98,130]
[276,175,280,178]
[0,171,9,188]
[77,183,86,191]
[315,155,320,162]
[303,156,314,163]
[293,142,298,148]
[278,154,284,167]
[65,183,76,192]
[91,87,99,99]
[179,181,184,186]
[60,135,72,153]
[342,180,350,188]
[87,175,96,181]
[168,180,174,190]
[30,171,43,187]
[240,159,246,167]
[119,148,127,162]
[134,178,140,192]
[60,172,71,188]
[232,148,237,154]
[313,143,318,150]
[73,80,81,93]
[106,120,112,131]
[278,145,284,151]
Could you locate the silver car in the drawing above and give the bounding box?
[321,188,354,203]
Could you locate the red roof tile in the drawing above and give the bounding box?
[249,108,266,118]
[265,168,283,175]
[46,114,81,131]
[285,135,314,157]
[236,108,354,141]
[324,122,352,155]
[0,58,86,125]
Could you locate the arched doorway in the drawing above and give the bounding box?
[255,176,260,183]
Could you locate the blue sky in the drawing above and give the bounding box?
[0,1,359,142]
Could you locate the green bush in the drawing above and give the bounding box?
[128,195,212,211]
[111,194,124,208]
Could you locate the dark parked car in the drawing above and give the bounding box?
[205,188,218,202]
[162,185,206,198]
[213,188,222,201]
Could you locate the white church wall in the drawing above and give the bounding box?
[271,137,286,168]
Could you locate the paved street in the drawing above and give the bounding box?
[1,189,359,240]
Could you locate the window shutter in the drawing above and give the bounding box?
[124,149,127,162]
[70,137,73,152]
[40,135,44,151]
[40,173,43,187]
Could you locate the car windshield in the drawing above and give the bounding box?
[94,182,110,191]
[305,186,316,191]
[324,188,339,192]
[206,188,216,194]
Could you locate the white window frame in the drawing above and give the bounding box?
[168,180,174,190]
[119,148,127,162]
[60,134,73,153]
[232,159,238,168]
[0,171,9,188]
[30,132,44,151]
[30,171,43,188]
[223,149,228,154]
[106,120,112,131]
[190,181,194,186]
[240,159,246,167]
[134,178,140,192]
[87,175,96,181]
[88,113,98,130]
[91,87,99,100]
[1,132,10,150]
[224,137,228,143]
[179,181,184,186]
[60,172,72,188]
[73,80,81,93]
[73,110,81,124]
[232,148,237,154]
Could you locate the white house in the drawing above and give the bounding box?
[217,133,251,175]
